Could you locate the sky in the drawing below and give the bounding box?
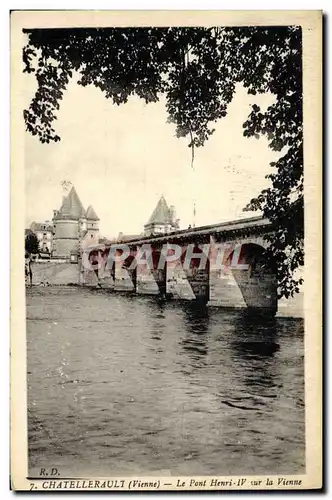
[24,66,280,240]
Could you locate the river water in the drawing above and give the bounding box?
[26,287,305,477]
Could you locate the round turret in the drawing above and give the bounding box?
[52,186,86,258]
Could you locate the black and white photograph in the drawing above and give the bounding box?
[10,10,322,491]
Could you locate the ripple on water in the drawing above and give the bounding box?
[27,287,305,477]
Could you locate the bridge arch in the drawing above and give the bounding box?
[224,234,270,251]
[226,243,275,273]
[225,243,277,315]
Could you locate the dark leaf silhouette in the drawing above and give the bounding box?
[25,231,40,255]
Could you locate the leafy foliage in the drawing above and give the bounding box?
[25,231,40,255]
[22,26,303,299]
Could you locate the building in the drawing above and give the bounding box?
[52,186,100,258]
[29,221,53,254]
[144,196,180,236]
[117,232,143,243]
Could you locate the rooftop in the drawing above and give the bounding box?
[30,221,53,232]
[54,186,86,220]
[117,232,143,242]
[86,205,99,221]
[145,196,172,227]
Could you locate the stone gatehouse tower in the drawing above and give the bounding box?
[52,186,99,258]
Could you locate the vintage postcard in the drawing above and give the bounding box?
[11,10,322,491]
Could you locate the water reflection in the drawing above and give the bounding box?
[27,288,305,476]
[145,299,167,346]
[231,312,279,359]
[223,311,282,409]
[179,302,210,367]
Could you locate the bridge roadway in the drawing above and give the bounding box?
[117,215,271,245]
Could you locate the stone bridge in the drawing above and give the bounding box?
[82,215,282,316]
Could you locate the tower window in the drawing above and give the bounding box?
[91,234,93,238]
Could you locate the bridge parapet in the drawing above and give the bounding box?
[118,215,271,247]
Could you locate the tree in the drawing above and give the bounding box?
[25,230,40,255]
[22,26,303,299]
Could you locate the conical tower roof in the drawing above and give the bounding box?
[146,196,171,225]
[55,186,86,220]
[86,205,99,221]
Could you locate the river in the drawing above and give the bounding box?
[26,286,305,477]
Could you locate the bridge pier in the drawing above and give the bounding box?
[80,248,102,287]
[166,240,210,304]
[151,248,167,297]
[208,235,247,308]
[96,248,115,289]
[136,246,167,296]
[208,235,277,316]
